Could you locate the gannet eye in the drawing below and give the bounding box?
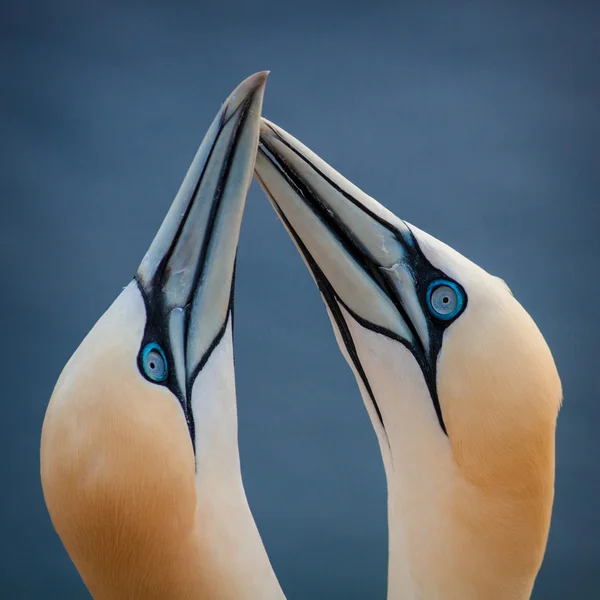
[426,280,464,321]
[141,342,168,383]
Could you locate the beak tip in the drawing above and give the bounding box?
[223,71,268,120]
[246,70,270,90]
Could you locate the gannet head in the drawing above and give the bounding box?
[40,73,269,599]
[255,119,562,599]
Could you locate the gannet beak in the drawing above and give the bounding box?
[255,118,464,434]
[136,72,267,439]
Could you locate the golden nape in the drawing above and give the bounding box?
[255,118,561,600]
[41,74,286,600]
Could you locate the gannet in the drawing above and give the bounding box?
[40,74,286,600]
[255,119,562,600]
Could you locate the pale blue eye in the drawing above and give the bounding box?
[141,342,168,383]
[426,280,464,321]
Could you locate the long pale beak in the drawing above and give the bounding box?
[135,72,267,439]
[255,118,461,434]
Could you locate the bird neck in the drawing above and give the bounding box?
[341,323,547,600]
[384,453,539,600]
[185,323,286,600]
[379,389,551,600]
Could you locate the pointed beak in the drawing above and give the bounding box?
[136,72,267,435]
[254,118,461,434]
[254,117,423,349]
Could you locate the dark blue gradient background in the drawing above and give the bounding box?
[2,1,599,597]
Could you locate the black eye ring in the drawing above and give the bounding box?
[140,342,168,383]
[426,280,464,321]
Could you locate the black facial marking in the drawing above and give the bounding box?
[259,129,468,436]
[134,278,194,444]
[134,277,235,452]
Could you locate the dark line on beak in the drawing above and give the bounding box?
[262,121,404,238]
[148,111,228,297]
[137,91,256,451]
[259,134,429,370]
[182,93,254,441]
[257,172,389,443]
[258,134,449,436]
[187,274,236,391]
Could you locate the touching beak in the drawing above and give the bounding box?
[135,72,267,439]
[254,118,463,434]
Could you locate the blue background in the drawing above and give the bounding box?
[2,1,599,597]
